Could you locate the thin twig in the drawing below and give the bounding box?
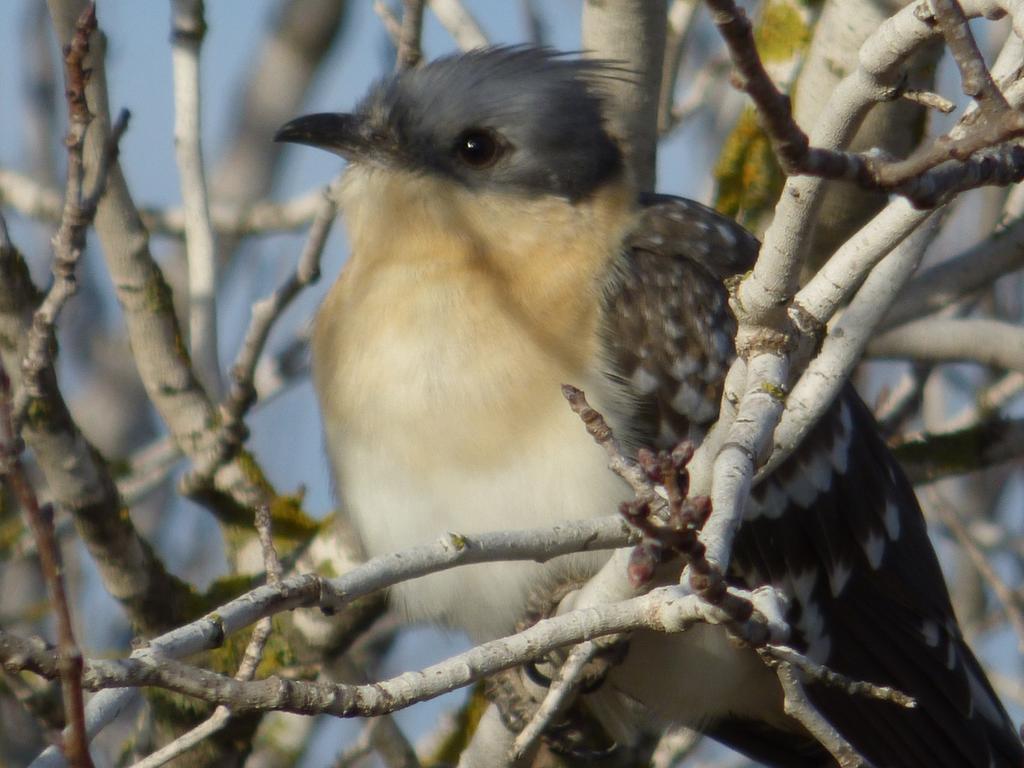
[14,107,129,416]
[116,436,184,505]
[944,370,1024,431]
[881,212,1024,331]
[658,0,701,133]
[901,89,957,113]
[183,181,335,488]
[929,0,1010,109]
[775,663,872,767]
[32,690,140,768]
[875,363,933,438]
[14,11,131,426]
[1,151,191,642]
[429,0,487,50]
[1,361,92,768]
[127,505,285,768]
[330,728,374,768]
[510,642,599,759]
[396,0,425,71]
[563,386,768,627]
[561,384,659,504]
[703,0,1024,207]
[126,709,231,768]
[4,12,123,762]
[119,326,312,506]
[927,488,1024,650]
[763,211,937,480]
[1,587,776,720]
[373,1,402,46]
[22,515,634,764]
[209,0,349,271]
[761,645,915,707]
[662,57,731,136]
[223,184,332,439]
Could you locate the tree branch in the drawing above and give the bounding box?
[581,0,666,192]
[396,0,425,71]
[170,0,223,397]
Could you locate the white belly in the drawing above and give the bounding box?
[323,371,631,640]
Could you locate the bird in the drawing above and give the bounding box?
[276,46,1023,767]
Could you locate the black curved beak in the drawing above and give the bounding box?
[274,113,372,159]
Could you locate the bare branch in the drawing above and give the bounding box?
[396,0,426,71]
[561,384,660,504]
[509,641,599,759]
[925,488,1024,651]
[1,586,774,719]
[870,317,1024,372]
[22,514,633,763]
[900,89,957,113]
[762,212,936,478]
[794,198,932,330]
[14,25,130,425]
[429,0,487,50]
[582,0,666,191]
[1,359,91,768]
[657,0,700,134]
[761,645,915,708]
[774,663,872,768]
[882,213,1024,330]
[373,1,403,46]
[45,0,317,537]
[0,218,193,637]
[29,690,139,768]
[706,0,1024,210]
[187,181,335,486]
[930,0,1009,109]
[125,709,232,768]
[0,170,327,238]
[170,0,223,397]
[702,352,787,574]
[330,656,421,768]
[125,505,286,768]
[893,414,1024,483]
[943,370,1024,431]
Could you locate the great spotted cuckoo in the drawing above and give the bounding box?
[276,47,1023,767]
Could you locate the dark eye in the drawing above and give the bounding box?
[454,129,503,168]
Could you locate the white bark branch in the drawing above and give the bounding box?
[10,586,773,720]
[701,353,787,571]
[581,0,666,191]
[763,213,937,478]
[429,0,487,50]
[0,169,326,237]
[170,0,222,397]
[870,317,1024,372]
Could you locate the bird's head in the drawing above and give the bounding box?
[277,46,638,348]
[274,46,626,203]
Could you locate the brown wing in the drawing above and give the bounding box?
[601,194,1023,768]
[601,193,756,449]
